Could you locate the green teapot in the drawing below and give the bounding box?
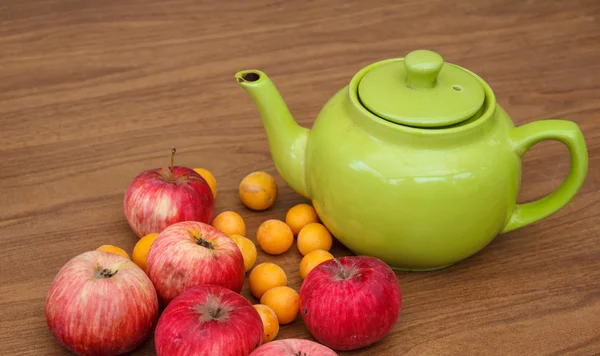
[235,50,588,271]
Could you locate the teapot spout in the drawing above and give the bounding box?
[235,70,310,199]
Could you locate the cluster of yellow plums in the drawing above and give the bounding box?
[97,168,336,343]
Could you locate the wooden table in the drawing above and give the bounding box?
[2,0,599,355]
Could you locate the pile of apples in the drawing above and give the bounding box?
[44,149,403,356]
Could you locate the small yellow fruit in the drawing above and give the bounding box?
[297,222,333,256]
[230,234,257,272]
[97,245,130,260]
[260,286,300,325]
[257,220,294,255]
[193,168,217,198]
[249,262,288,299]
[254,304,279,342]
[132,233,159,272]
[212,211,246,237]
[285,203,319,236]
[299,249,335,279]
[239,171,278,210]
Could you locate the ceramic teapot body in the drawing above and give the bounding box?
[236,50,588,270]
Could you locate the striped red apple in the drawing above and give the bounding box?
[155,284,263,355]
[250,338,338,355]
[45,250,158,355]
[146,221,245,306]
[299,256,402,351]
[123,148,214,238]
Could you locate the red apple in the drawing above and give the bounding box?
[155,284,263,356]
[146,220,245,305]
[299,256,402,351]
[45,250,159,356]
[124,148,214,238]
[249,338,338,356]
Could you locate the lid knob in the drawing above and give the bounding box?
[404,50,444,89]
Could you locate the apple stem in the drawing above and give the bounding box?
[95,268,117,278]
[169,148,176,180]
[334,258,349,280]
[212,307,222,319]
[197,237,214,249]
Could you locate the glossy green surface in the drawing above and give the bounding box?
[235,51,588,271]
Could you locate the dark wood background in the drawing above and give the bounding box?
[1,0,599,355]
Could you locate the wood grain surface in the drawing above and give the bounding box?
[1,0,599,355]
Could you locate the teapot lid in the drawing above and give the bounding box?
[357,50,485,128]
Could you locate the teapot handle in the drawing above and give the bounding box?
[501,120,588,233]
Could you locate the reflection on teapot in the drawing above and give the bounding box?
[235,50,588,271]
